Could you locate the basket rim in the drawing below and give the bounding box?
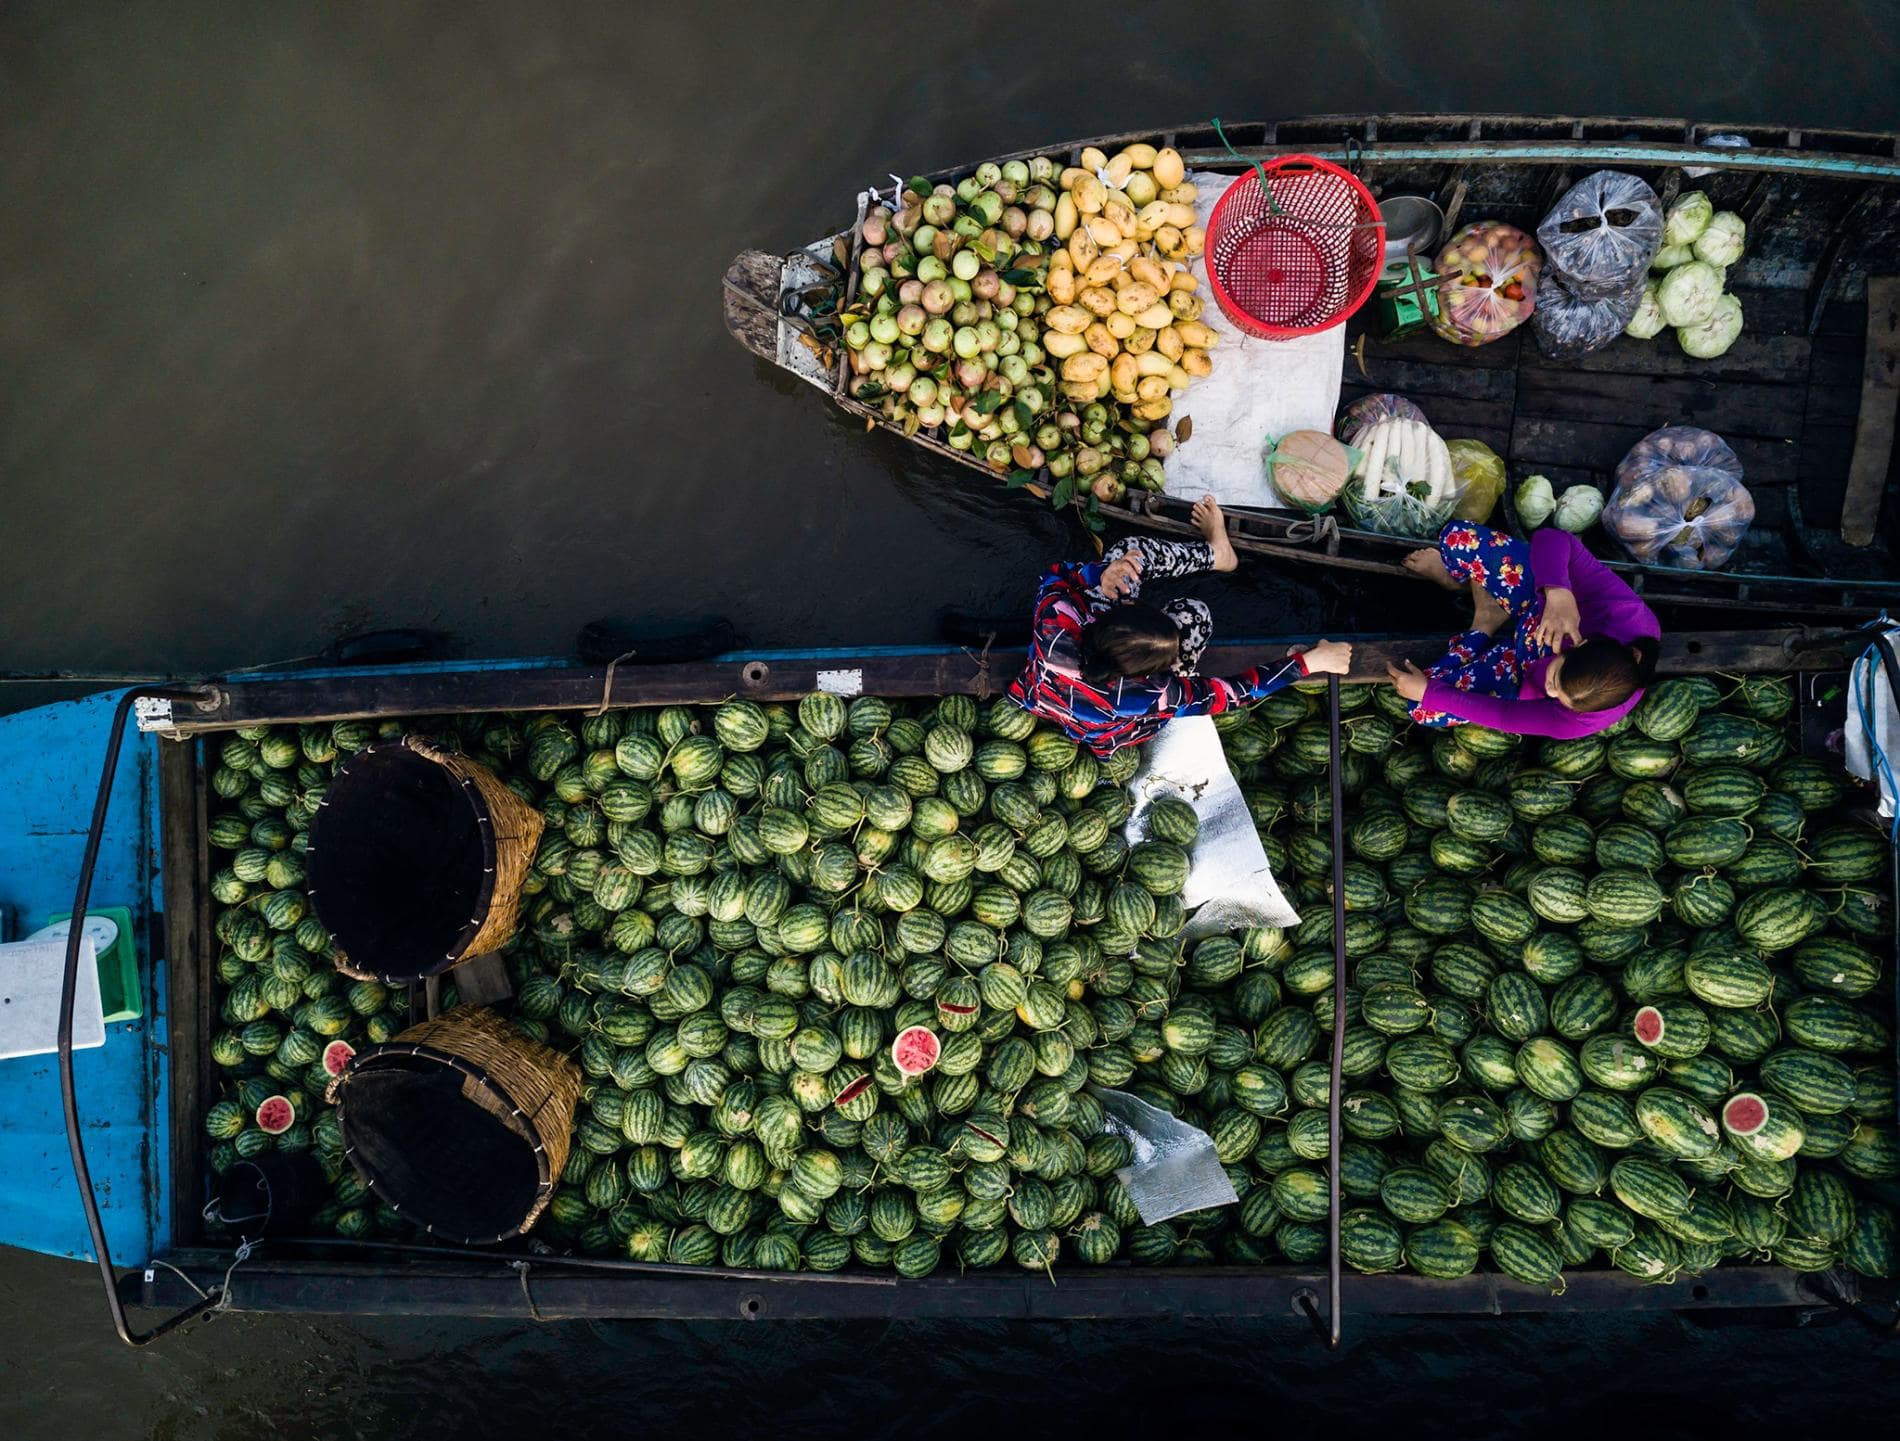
[304,737,500,983]
[1205,153,1386,339]
[330,1035,556,1245]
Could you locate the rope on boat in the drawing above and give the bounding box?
[590,650,639,716]
[963,631,997,701]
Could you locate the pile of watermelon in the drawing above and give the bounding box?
[198,674,1897,1285]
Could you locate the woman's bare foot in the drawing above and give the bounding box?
[1471,580,1508,635]
[1402,547,1461,590]
[1192,494,1238,572]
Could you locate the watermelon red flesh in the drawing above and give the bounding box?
[1723,1092,1769,1136]
[322,1040,357,1077]
[891,1026,942,1076]
[255,1095,296,1134]
[833,1074,874,1108]
[1633,1006,1666,1048]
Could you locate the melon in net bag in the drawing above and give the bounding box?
[1606,425,1755,570]
[1429,223,1542,347]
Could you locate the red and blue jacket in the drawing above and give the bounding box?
[1005,559,1308,757]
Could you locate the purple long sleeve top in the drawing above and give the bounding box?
[1421,529,1662,739]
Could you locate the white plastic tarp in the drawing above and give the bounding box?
[1157,170,1346,510]
[1122,714,1300,938]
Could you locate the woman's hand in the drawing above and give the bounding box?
[1386,659,1430,702]
[1098,550,1143,601]
[1533,586,1583,652]
[1296,639,1353,675]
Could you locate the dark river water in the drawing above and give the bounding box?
[5,0,1900,1434]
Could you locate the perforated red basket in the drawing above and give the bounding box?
[1205,155,1385,339]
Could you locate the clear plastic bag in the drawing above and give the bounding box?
[1340,418,1462,536]
[1336,392,1427,446]
[1444,438,1506,522]
[1262,429,1354,514]
[1532,270,1645,360]
[1429,223,1541,347]
[1536,170,1664,296]
[1606,425,1755,570]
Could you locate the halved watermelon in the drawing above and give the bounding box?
[255,1095,297,1135]
[891,1025,941,1078]
[1722,1091,1769,1137]
[322,1039,357,1077]
[1632,1005,1666,1049]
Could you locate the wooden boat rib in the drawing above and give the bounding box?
[725,114,1900,618]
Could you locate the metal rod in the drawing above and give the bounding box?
[1322,675,1347,1349]
[61,686,226,1346]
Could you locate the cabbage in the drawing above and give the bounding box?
[1693,211,1746,267]
[1651,243,1694,270]
[1657,260,1722,326]
[1625,279,1666,340]
[1677,292,1744,359]
[1663,190,1713,247]
[1515,474,1556,528]
[1553,484,1605,533]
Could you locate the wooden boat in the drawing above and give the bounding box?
[724,115,1900,618]
[1,626,1888,1338]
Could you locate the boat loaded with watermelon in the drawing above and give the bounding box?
[3,613,1895,1343]
[724,113,1900,619]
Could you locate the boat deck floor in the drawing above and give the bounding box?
[1340,286,1897,579]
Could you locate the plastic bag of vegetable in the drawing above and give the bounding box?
[1535,170,1664,295]
[1263,429,1355,514]
[1444,438,1505,523]
[1429,222,1541,347]
[1532,269,1646,359]
[1606,425,1755,570]
[1341,417,1460,535]
[1336,392,1428,446]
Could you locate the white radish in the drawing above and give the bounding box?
[1362,422,1391,501]
[1428,433,1453,507]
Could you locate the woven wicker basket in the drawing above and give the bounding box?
[327,1005,581,1243]
[305,735,543,984]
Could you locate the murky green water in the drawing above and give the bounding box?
[4,0,1899,1432]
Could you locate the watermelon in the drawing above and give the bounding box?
[1733,887,1821,951]
[1807,825,1886,884]
[1682,766,1766,816]
[1403,1220,1481,1279]
[254,1095,296,1135]
[1682,948,1774,1009]
[1608,1156,1692,1220]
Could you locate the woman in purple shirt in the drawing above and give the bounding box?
[1385,520,1661,739]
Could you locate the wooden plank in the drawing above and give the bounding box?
[1510,417,1800,484]
[1346,323,1523,371]
[1842,274,1900,544]
[1515,329,1811,383]
[1340,354,1517,402]
[159,738,213,1247]
[1516,367,1807,440]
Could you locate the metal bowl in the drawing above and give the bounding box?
[1379,194,1445,261]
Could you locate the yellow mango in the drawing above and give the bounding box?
[1043,330,1090,359]
[1160,183,1199,205]
[1155,325,1185,360]
[1084,215,1121,249]
[1044,304,1092,335]
[1084,255,1123,287]
[1124,171,1159,208]
[1168,291,1204,321]
[1124,325,1156,354]
[1079,145,1108,172]
[1047,264,1077,305]
[1060,351,1108,383]
[1168,269,1198,293]
[1135,350,1174,376]
[1129,255,1169,291]
[1123,142,1158,169]
[1054,192,1078,241]
[1183,225,1205,257]
[1133,302,1175,330]
[1164,202,1197,229]
[1105,310,1137,340]
[1104,153,1134,189]
[1102,199,1138,239]
[1175,320,1218,349]
[1169,363,1193,389]
[1072,174,1106,215]
[1078,286,1118,318]
[1110,352,1140,394]
[1136,200,1173,234]
[1115,281,1160,315]
[1059,378,1099,402]
[1083,322,1120,359]
[1132,396,1173,422]
[1067,228,1098,270]
[1059,166,1087,191]
[1181,348,1213,376]
[1136,374,1171,403]
[1152,147,1185,188]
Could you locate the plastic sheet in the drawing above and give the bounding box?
[1092,1086,1239,1224]
[1606,425,1755,570]
[1536,169,1664,296]
[1532,270,1646,360]
[1122,715,1300,939]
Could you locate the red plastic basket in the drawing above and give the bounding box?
[1205,155,1385,339]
